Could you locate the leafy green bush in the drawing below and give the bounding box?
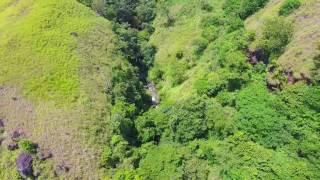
[206,101,236,138]
[18,139,37,154]
[258,17,293,58]
[136,114,160,143]
[279,0,301,16]
[216,91,236,107]
[200,0,213,12]
[235,82,293,148]
[194,74,226,97]
[100,135,131,168]
[149,66,164,84]
[220,134,316,179]
[169,97,208,143]
[100,147,114,168]
[192,38,209,56]
[224,0,269,19]
[167,61,188,86]
[136,0,157,23]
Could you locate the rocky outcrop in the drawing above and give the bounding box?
[17,153,33,178]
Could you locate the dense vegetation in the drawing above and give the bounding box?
[77,0,320,179]
[1,0,319,179]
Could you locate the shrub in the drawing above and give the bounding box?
[176,50,184,59]
[216,91,236,107]
[235,83,293,148]
[206,101,236,138]
[149,66,164,84]
[100,147,114,167]
[136,0,157,23]
[279,0,301,16]
[202,26,220,42]
[169,97,208,143]
[91,0,106,16]
[192,38,209,56]
[168,61,188,86]
[136,115,160,143]
[141,44,157,69]
[18,139,37,154]
[200,0,213,12]
[258,17,293,58]
[224,0,269,19]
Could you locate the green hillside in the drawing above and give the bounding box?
[0,0,121,178]
[1,0,320,179]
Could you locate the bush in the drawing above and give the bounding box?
[224,0,269,19]
[279,0,301,16]
[100,147,114,168]
[194,73,226,97]
[141,44,157,69]
[91,0,106,16]
[149,66,164,84]
[200,0,213,12]
[169,97,208,143]
[18,139,37,154]
[100,135,131,168]
[206,101,236,138]
[168,61,188,86]
[136,0,157,23]
[235,83,293,148]
[136,115,160,143]
[258,17,293,58]
[192,38,209,56]
[202,26,220,42]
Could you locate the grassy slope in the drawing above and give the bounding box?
[246,0,320,79]
[151,0,320,101]
[0,0,119,178]
[150,0,224,103]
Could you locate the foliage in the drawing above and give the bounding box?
[4,0,320,179]
[235,82,293,148]
[167,60,188,86]
[220,133,317,179]
[192,38,209,56]
[137,144,209,179]
[169,97,208,143]
[18,139,38,154]
[224,0,269,19]
[279,0,301,16]
[136,0,157,23]
[258,17,294,58]
[100,135,131,168]
[0,148,21,179]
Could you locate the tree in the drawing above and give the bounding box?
[169,97,208,143]
[258,17,293,58]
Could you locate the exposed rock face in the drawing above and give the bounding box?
[7,142,18,151]
[147,82,160,106]
[17,153,33,178]
[0,119,4,128]
[285,70,296,84]
[11,129,24,142]
[0,119,4,135]
[246,49,269,65]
